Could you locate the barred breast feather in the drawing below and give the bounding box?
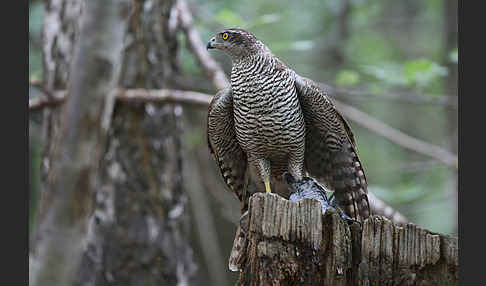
[231,55,306,180]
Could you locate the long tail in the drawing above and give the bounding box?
[331,141,371,222]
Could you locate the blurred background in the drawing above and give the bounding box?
[29,0,457,284]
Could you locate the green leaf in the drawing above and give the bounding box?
[361,63,408,86]
[335,70,360,87]
[403,58,447,88]
[216,9,246,28]
[362,59,447,89]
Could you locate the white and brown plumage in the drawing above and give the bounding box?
[206,28,370,234]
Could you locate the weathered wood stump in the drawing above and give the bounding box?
[233,193,458,286]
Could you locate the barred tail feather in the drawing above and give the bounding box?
[331,142,371,222]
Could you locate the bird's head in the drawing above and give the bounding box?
[207,28,267,60]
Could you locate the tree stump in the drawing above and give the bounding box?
[233,193,458,286]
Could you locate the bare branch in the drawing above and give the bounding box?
[29,88,212,111]
[117,88,211,106]
[177,0,229,91]
[367,192,408,225]
[331,86,457,108]
[29,91,67,111]
[29,87,457,170]
[30,87,414,225]
[333,99,458,168]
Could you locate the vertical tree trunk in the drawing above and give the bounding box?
[75,103,196,286]
[31,0,130,285]
[36,0,84,227]
[75,0,197,285]
[34,0,197,285]
[31,1,84,275]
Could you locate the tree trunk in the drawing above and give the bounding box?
[75,0,197,285]
[31,0,130,285]
[234,193,458,286]
[33,0,197,285]
[75,103,196,286]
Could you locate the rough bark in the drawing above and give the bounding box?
[30,0,130,285]
[75,103,196,286]
[34,0,197,285]
[74,0,197,285]
[234,193,458,286]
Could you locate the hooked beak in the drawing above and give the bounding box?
[206,40,213,50]
[206,37,222,50]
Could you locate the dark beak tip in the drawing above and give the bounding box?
[206,41,212,50]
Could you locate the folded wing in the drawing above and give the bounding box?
[294,74,371,222]
[207,87,249,212]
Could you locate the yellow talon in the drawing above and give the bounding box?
[265,181,272,193]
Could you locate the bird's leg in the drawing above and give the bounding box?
[265,181,271,193]
[254,158,272,193]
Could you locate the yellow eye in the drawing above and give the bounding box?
[222,32,229,40]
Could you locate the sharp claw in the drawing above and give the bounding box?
[283,171,295,185]
[329,200,361,225]
[286,176,359,224]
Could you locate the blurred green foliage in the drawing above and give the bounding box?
[336,70,360,87]
[403,59,448,88]
[29,1,43,81]
[30,0,457,235]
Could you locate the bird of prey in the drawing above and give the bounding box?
[206,28,370,225]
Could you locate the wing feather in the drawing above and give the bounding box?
[207,88,249,212]
[294,74,371,222]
